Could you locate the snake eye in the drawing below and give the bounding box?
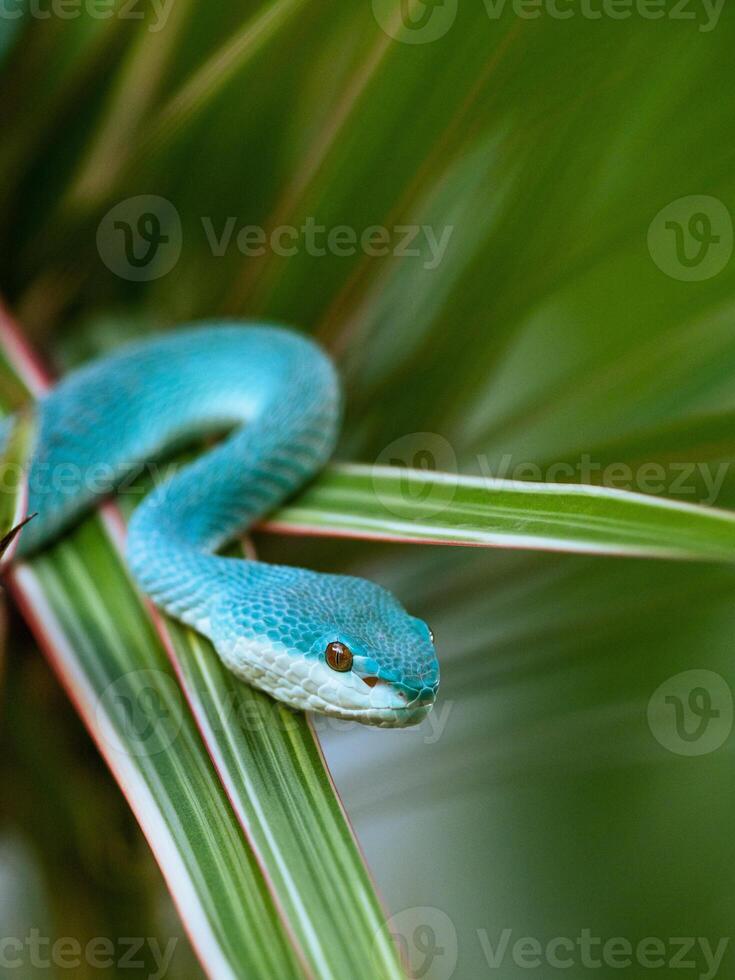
[325,641,353,672]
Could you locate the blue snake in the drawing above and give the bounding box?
[11,323,439,727]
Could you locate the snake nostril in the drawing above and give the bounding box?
[362,676,380,688]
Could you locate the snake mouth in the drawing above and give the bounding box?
[307,668,435,726]
[360,674,434,701]
[357,675,436,724]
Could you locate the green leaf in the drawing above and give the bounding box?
[264,463,735,563]
[163,619,402,979]
[11,519,304,980]
[0,411,34,565]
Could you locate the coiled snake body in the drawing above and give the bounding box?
[12,323,439,727]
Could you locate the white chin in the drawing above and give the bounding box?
[316,700,433,729]
[218,637,433,728]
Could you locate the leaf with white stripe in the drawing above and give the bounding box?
[162,616,403,980]
[264,463,735,563]
[10,517,304,980]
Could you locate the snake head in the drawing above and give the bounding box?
[309,612,439,728]
[210,568,440,728]
[302,573,440,727]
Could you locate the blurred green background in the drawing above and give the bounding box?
[2,0,735,976]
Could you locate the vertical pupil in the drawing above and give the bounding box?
[327,641,352,671]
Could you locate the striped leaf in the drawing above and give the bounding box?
[162,618,400,979]
[12,519,303,980]
[264,463,735,563]
[0,410,34,565]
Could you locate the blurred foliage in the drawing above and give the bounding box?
[2,0,735,977]
[0,609,203,978]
